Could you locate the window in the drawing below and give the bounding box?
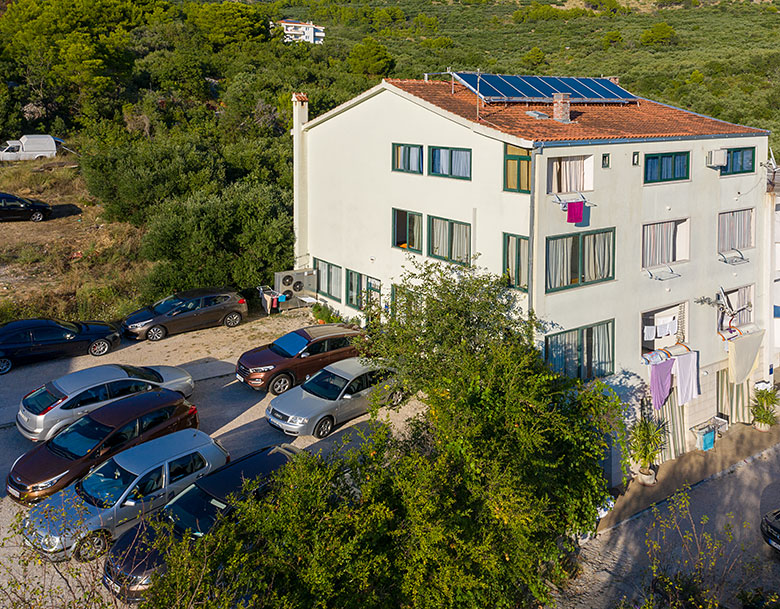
[313,258,342,301]
[545,320,614,380]
[108,379,153,400]
[428,216,471,264]
[644,152,689,183]
[718,285,753,330]
[0,331,30,345]
[545,228,614,292]
[504,144,531,192]
[103,420,139,450]
[641,302,687,355]
[602,153,610,169]
[721,147,755,175]
[203,295,230,307]
[328,336,351,351]
[63,385,109,410]
[169,452,206,484]
[392,209,423,253]
[503,233,529,291]
[392,143,423,174]
[305,340,327,356]
[346,270,382,310]
[718,209,754,252]
[32,327,71,341]
[642,219,690,268]
[632,152,640,166]
[429,147,471,179]
[547,155,593,194]
[140,406,175,434]
[390,285,420,321]
[129,466,164,501]
[346,374,369,395]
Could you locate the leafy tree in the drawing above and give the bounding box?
[521,46,546,69]
[602,30,624,50]
[640,22,678,47]
[348,37,395,76]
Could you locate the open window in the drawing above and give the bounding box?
[641,302,687,355]
[717,285,753,331]
[547,155,593,194]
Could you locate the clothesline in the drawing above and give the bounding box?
[640,342,692,365]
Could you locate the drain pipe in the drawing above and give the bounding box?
[528,142,542,315]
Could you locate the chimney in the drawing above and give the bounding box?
[292,93,309,268]
[553,92,570,123]
[607,76,620,86]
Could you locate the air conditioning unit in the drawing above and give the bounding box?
[274,269,317,298]
[706,149,728,168]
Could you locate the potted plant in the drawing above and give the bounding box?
[751,388,778,432]
[629,416,669,486]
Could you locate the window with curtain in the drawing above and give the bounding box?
[345,271,382,310]
[504,144,531,193]
[642,219,690,268]
[545,320,614,380]
[547,156,587,194]
[392,208,423,253]
[718,208,753,252]
[428,216,471,264]
[503,233,529,291]
[721,148,755,175]
[346,270,362,308]
[718,285,753,330]
[392,144,423,174]
[644,152,689,183]
[313,258,342,301]
[390,285,420,321]
[545,228,614,292]
[429,147,471,179]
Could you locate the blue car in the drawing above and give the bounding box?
[0,318,121,375]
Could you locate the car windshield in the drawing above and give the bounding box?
[52,319,79,333]
[268,332,308,358]
[77,458,136,509]
[302,370,349,401]
[48,416,112,459]
[165,484,228,538]
[22,383,66,415]
[118,365,162,383]
[152,296,185,315]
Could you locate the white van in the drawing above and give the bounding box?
[0,135,57,161]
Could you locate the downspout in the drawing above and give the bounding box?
[528,143,541,315]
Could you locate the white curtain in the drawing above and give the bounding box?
[549,156,585,193]
[431,218,448,257]
[590,322,613,377]
[328,264,341,297]
[547,330,580,378]
[643,221,677,268]
[408,213,422,250]
[583,231,612,282]
[506,236,518,285]
[718,209,753,252]
[432,149,450,175]
[451,223,470,263]
[451,150,470,178]
[347,272,360,306]
[407,146,421,172]
[546,236,575,290]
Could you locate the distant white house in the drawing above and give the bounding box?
[276,19,325,44]
[291,74,774,486]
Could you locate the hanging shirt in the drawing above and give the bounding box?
[650,359,675,410]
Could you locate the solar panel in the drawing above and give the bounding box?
[453,72,637,103]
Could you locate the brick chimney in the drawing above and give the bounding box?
[607,76,620,86]
[553,92,570,123]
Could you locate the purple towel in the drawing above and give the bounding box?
[650,359,675,410]
[567,200,584,223]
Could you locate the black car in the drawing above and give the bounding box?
[122,288,249,341]
[0,319,121,375]
[0,193,52,222]
[103,443,299,601]
[761,509,780,553]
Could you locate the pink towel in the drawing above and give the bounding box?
[567,200,584,223]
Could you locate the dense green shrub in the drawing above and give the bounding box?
[640,22,678,47]
[348,37,395,76]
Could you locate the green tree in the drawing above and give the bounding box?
[640,22,678,47]
[602,30,624,50]
[522,46,546,69]
[348,37,395,76]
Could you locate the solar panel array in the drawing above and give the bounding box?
[453,72,637,103]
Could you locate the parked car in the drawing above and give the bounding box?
[761,509,780,553]
[22,429,229,562]
[6,388,198,504]
[236,323,361,395]
[266,358,389,438]
[0,318,121,375]
[0,135,57,161]
[16,364,195,442]
[122,288,248,342]
[0,193,52,222]
[103,443,299,601]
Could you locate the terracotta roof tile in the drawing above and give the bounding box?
[386,79,767,143]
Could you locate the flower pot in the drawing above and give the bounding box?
[754,421,771,432]
[637,467,657,486]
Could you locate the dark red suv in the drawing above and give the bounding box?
[235,324,361,395]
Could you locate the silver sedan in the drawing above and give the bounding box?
[16,364,195,442]
[266,358,386,439]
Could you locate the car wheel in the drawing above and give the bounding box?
[88,338,111,357]
[30,211,44,222]
[223,311,242,328]
[269,373,293,395]
[73,531,110,562]
[313,416,334,439]
[0,358,12,375]
[146,325,166,341]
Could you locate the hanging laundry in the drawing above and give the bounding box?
[669,319,679,336]
[672,351,700,406]
[643,326,656,341]
[728,330,765,384]
[650,358,675,410]
[567,200,584,224]
[656,316,675,338]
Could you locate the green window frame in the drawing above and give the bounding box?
[427,215,471,265]
[545,228,615,293]
[391,143,423,174]
[644,152,690,183]
[429,146,472,180]
[392,208,423,253]
[721,147,755,176]
[313,258,342,302]
[390,284,420,321]
[504,144,531,193]
[545,319,615,380]
[502,233,529,291]
[345,270,381,311]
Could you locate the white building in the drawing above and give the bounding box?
[291,75,774,485]
[277,19,325,44]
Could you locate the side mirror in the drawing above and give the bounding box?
[123,498,137,507]
[299,352,309,358]
[343,394,352,400]
[64,333,75,340]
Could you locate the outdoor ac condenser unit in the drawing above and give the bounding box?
[274,269,317,298]
[706,149,728,168]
